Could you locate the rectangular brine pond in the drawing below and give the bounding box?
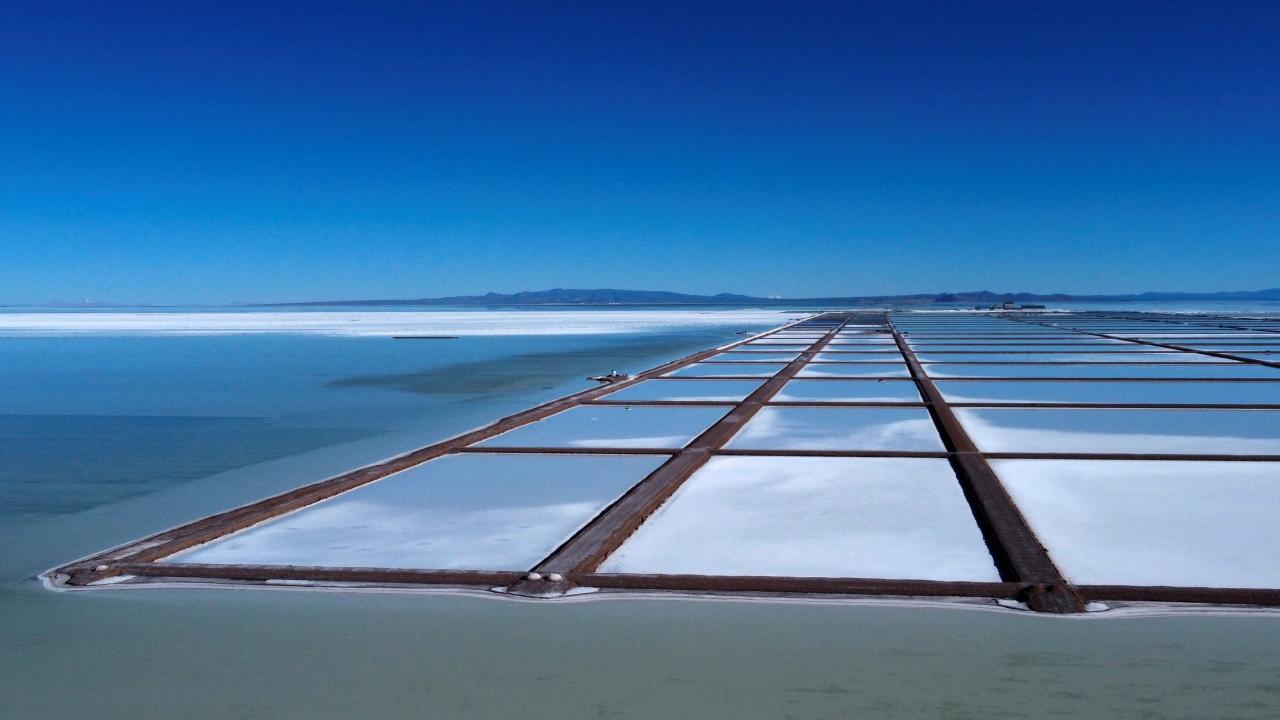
[602,379,764,402]
[923,363,1272,379]
[708,351,801,362]
[954,408,1280,455]
[915,352,1223,363]
[168,453,668,570]
[724,407,945,451]
[665,362,788,378]
[477,405,731,449]
[772,379,922,403]
[993,460,1280,588]
[797,363,909,378]
[599,456,1001,581]
[935,380,1280,405]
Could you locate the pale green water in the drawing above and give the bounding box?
[5,589,1280,719]
[1,314,1278,719]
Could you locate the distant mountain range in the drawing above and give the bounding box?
[268,287,1280,307]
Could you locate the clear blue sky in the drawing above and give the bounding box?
[3,1,1277,305]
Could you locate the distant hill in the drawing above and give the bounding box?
[265,287,1280,307]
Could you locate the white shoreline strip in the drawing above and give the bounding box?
[38,575,1280,619]
[0,309,790,337]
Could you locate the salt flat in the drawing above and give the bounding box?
[0,309,789,337]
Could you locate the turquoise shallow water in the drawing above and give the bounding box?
[0,328,751,578]
[1,314,1278,719]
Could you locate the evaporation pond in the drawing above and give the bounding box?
[955,408,1280,454]
[924,364,1272,379]
[478,405,730,448]
[710,351,801,362]
[725,407,944,451]
[601,456,999,581]
[666,363,787,378]
[994,459,1280,588]
[773,379,921,403]
[797,363,909,378]
[604,379,763,402]
[167,453,667,570]
[936,380,1280,405]
[916,352,1219,363]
